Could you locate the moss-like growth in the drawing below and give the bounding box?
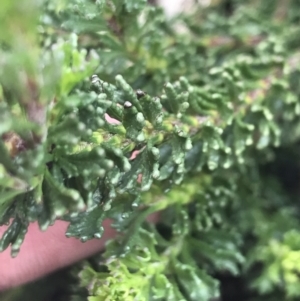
[1,0,300,300]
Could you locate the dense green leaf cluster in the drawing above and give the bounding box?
[1,0,300,300]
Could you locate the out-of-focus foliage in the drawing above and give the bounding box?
[1,0,300,300]
[251,230,300,298]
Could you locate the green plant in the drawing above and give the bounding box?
[1,0,300,300]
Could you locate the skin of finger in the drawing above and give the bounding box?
[0,219,116,291]
[0,213,159,291]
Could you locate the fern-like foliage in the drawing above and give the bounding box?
[1,0,300,300]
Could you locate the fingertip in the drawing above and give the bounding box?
[0,220,116,291]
